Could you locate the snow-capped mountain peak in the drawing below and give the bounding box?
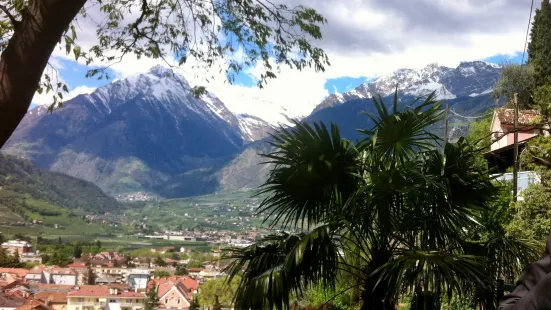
[237,114,275,142]
[313,60,501,113]
[77,66,242,128]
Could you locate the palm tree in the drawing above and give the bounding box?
[225,91,535,310]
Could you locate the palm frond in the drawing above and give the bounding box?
[224,225,340,310]
[358,91,444,164]
[258,121,360,229]
[372,250,486,301]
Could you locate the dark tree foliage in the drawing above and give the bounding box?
[0,248,23,268]
[528,0,551,86]
[212,295,222,310]
[189,296,200,310]
[144,286,160,310]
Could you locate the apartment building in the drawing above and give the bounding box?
[67,286,144,310]
[25,267,77,286]
[1,240,32,255]
[67,265,90,286]
[91,266,151,290]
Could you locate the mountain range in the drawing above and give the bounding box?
[1,61,501,199]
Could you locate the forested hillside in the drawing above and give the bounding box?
[0,154,119,213]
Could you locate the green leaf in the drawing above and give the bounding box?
[73,46,81,60]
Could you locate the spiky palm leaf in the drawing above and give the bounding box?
[372,250,486,300]
[224,225,340,310]
[258,121,360,229]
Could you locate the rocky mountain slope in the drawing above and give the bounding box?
[237,114,275,142]
[2,62,502,199]
[313,61,500,113]
[3,66,250,197]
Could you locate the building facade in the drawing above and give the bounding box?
[1,241,32,255]
[67,286,144,310]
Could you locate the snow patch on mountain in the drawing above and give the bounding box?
[237,114,275,142]
[469,88,493,97]
[313,61,501,114]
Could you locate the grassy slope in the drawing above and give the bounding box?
[0,154,120,213]
[0,154,134,237]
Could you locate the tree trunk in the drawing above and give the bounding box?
[360,249,395,310]
[0,0,87,148]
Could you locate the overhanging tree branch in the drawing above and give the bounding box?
[0,4,19,28]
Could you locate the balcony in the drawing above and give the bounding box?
[119,302,145,307]
[69,301,107,307]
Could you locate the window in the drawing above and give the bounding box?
[165,298,168,304]
[177,299,180,304]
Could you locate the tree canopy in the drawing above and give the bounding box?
[198,276,241,308]
[526,0,551,113]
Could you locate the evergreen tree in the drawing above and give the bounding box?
[528,0,551,86]
[73,243,83,259]
[212,295,222,310]
[528,6,542,63]
[174,265,188,276]
[189,296,200,310]
[0,248,6,266]
[144,286,160,310]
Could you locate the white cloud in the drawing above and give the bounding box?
[32,85,96,106]
[39,0,533,120]
[66,85,97,100]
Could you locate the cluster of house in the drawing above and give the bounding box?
[0,268,199,310]
[0,246,235,310]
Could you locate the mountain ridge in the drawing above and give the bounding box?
[3,61,503,200]
[313,61,500,114]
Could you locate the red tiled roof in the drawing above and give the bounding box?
[67,263,87,268]
[149,276,199,294]
[0,268,29,277]
[15,299,50,310]
[32,284,73,292]
[27,266,46,274]
[187,268,202,273]
[0,293,26,308]
[3,280,29,291]
[34,292,68,304]
[181,278,198,290]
